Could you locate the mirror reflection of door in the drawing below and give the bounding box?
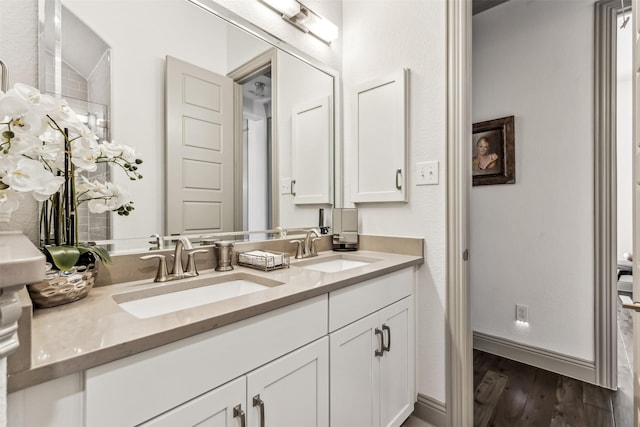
[165,56,235,236]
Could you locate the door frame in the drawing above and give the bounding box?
[594,0,631,390]
[446,0,473,425]
[228,49,279,231]
[447,0,635,422]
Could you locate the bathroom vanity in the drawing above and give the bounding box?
[7,237,422,427]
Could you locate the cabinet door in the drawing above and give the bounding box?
[247,337,329,427]
[141,377,246,427]
[351,69,408,203]
[379,297,415,427]
[329,312,381,427]
[292,96,332,205]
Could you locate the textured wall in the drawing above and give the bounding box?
[0,0,40,244]
[342,0,448,403]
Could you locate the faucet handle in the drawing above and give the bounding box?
[184,249,209,277]
[140,254,169,282]
[310,237,320,257]
[148,233,165,250]
[290,240,303,259]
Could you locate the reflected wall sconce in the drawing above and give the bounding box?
[260,0,338,44]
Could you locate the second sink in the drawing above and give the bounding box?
[294,254,380,273]
[113,273,283,319]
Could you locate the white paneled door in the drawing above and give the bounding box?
[166,55,234,235]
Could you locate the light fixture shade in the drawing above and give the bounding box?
[262,0,300,18]
[302,13,338,43]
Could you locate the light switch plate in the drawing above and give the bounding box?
[416,161,439,185]
[280,178,292,194]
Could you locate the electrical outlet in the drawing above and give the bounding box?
[416,161,439,185]
[280,178,291,194]
[516,304,529,323]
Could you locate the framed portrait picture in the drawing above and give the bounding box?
[472,115,515,186]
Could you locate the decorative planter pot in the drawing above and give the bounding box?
[27,255,98,309]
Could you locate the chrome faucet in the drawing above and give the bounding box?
[304,229,320,258]
[171,237,193,278]
[140,236,208,282]
[290,229,321,259]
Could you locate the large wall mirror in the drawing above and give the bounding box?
[39,0,338,252]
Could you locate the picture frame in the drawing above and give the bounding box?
[472,115,515,186]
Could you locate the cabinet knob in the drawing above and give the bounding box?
[233,404,246,427]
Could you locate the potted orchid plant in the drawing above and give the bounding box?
[0,83,142,280]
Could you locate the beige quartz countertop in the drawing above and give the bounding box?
[8,249,422,392]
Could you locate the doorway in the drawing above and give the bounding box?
[464,0,632,423]
[240,71,273,233]
[228,49,279,236]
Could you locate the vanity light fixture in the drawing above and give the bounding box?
[260,0,338,44]
[262,0,300,18]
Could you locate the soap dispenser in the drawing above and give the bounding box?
[332,208,358,251]
[214,241,234,271]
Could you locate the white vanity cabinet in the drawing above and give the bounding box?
[140,376,246,427]
[8,295,328,427]
[8,265,418,427]
[329,268,415,427]
[142,337,328,427]
[246,336,329,427]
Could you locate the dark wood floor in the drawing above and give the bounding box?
[473,297,633,427]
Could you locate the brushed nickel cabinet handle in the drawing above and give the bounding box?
[382,324,391,352]
[375,328,385,357]
[253,394,265,427]
[233,404,246,427]
[291,179,296,196]
[395,169,402,190]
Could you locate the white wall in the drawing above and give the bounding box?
[617,14,633,258]
[342,0,448,403]
[471,0,595,360]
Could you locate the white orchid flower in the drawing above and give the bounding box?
[85,181,130,214]
[71,137,99,172]
[0,82,142,232]
[28,136,63,164]
[12,83,42,106]
[46,99,81,125]
[1,158,64,196]
[0,92,30,120]
[97,140,123,158]
[3,128,42,156]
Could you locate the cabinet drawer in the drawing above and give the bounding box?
[86,295,328,427]
[329,268,413,332]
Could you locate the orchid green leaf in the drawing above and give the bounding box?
[78,244,112,265]
[44,245,80,272]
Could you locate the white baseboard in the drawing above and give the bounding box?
[413,393,446,427]
[473,331,596,384]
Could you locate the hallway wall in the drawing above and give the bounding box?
[471,0,595,361]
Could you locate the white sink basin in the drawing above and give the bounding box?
[113,273,282,319]
[294,254,380,273]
